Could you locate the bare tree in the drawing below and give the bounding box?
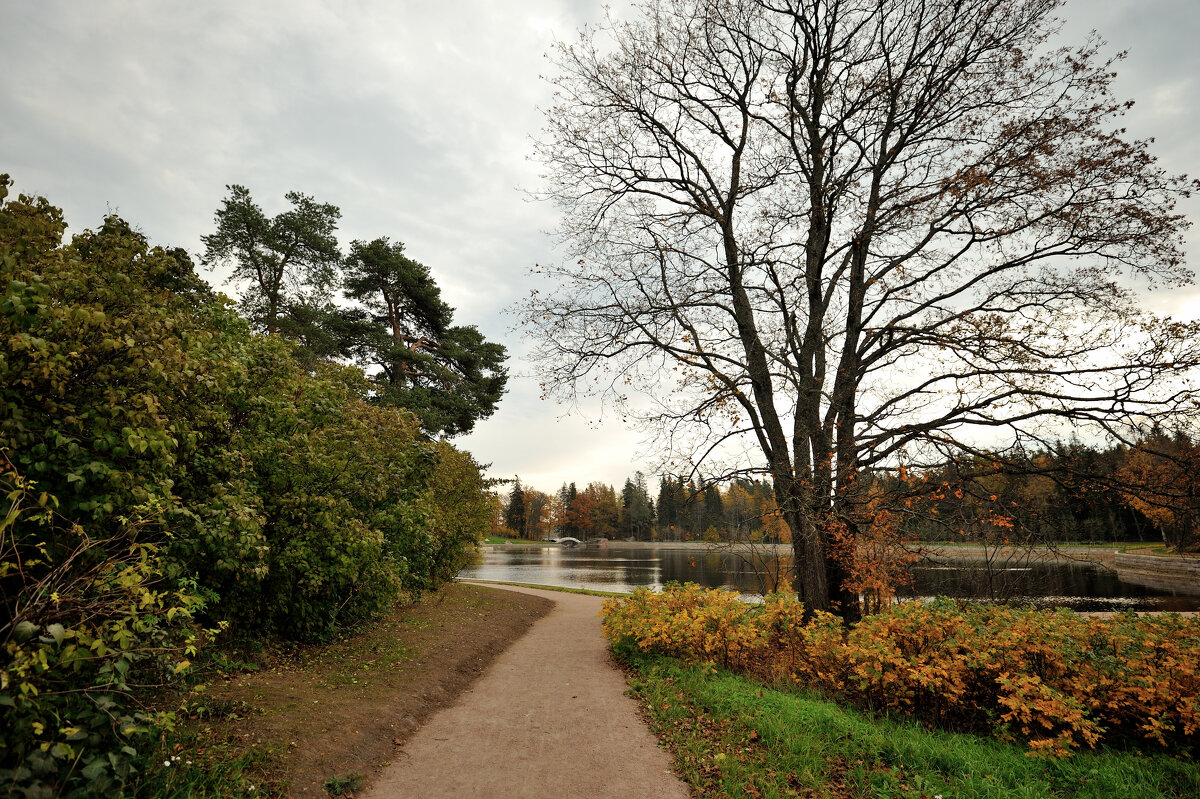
[523,0,1200,617]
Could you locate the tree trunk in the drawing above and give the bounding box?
[773,473,826,613]
[776,471,861,620]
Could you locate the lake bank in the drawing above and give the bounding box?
[1112,550,1200,594]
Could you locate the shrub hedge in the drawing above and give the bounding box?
[602,583,1200,756]
[1,178,492,794]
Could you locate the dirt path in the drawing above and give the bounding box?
[200,583,552,798]
[362,585,690,799]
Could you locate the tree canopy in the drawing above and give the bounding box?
[523,0,1200,616]
[201,184,341,336]
[343,237,508,435]
[203,188,508,436]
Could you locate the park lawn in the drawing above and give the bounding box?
[619,649,1200,799]
[480,535,558,545]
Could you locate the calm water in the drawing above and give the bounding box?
[459,543,1200,612]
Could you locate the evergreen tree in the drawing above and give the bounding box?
[657,477,684,538]
[201,184,341,338]
[204,190,507,436]
[559,482,579,538]
[620,479,637,538]
[703,484,724,534]
[343,237,508,436]
[620,473,656,540]
[505,478,526,535]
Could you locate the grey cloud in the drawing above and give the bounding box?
[2,0,1196,491]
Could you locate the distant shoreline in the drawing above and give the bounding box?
[482,540,1200,595]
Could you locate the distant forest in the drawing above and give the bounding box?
[500,433,1200,550]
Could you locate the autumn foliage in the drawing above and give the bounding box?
[1117,433,1200,553]
[602,585,1200,756]
[824,492,919,616]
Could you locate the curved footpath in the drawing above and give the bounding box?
[361,584,690,799]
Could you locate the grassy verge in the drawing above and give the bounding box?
[1116,546,1199,558]
[480,535,558,545]
[123,721,275,798]
[114,583,550,798]
[618,648,1200,799]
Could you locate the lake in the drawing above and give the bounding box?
[459,543,1200,612]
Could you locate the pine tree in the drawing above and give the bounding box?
[505,478,526,536]
[559,482,579,538]
[703,485,724,536]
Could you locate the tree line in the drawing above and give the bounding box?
[892,433,1200,552]
[0,175,504,795]
[498,430,1199,551]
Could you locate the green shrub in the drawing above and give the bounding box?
[0,182,270,628]
[0,464,213,797]
[0,176,499,793]
[0,179,488,644]
[425,442,494,587]
[239,365,433,638]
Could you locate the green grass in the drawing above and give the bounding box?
[323,772,364,796]
[480,535,557,545]
[618,648,1200,799]
[1117,545,1198,557]
[121,729,276,798]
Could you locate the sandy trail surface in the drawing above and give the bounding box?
[362,584,690,799]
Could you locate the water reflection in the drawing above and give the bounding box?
[459,544,1200,612]
[903,563,1200,613]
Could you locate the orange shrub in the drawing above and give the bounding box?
[602,584,765,669]
[601,584,1200,756]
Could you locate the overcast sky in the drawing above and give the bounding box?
[3,0,1197,495]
